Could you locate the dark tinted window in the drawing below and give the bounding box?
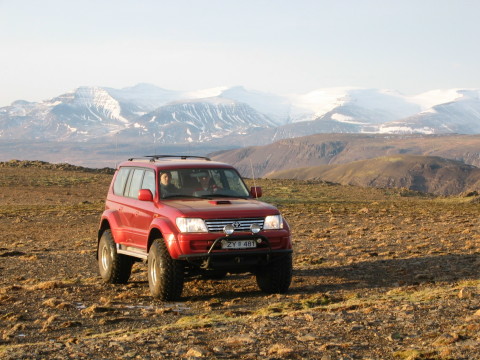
[113,167,131,195]
[161,168,249,199]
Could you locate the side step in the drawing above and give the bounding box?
[116,244,148,260]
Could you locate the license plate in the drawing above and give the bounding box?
[221,240,257,249]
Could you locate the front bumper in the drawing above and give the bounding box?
[177,234,292,270]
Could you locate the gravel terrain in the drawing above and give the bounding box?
[1,162,479,359]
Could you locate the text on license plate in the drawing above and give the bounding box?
[222,240,257,249]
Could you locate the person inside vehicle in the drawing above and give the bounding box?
[198,172,218,192]
[160,171,177,197]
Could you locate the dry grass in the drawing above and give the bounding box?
[1,163,480,359]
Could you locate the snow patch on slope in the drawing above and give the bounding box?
[409,89,465,110]
[74,87,128,123]
[184,87,229,99]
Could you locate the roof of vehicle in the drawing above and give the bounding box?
[117,155,235,170]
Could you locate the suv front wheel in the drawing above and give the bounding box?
[256,253,293,294]
[148,238,185,301]
[98,229,133,284]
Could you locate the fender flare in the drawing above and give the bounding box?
[282,217,293,249]
[98,209,123,243]
[148,217,183,259]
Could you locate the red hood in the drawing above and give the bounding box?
[161,198,279,218]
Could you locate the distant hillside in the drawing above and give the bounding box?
[211,133,480,178]
[265,155,480,195]
[0,159,114,174]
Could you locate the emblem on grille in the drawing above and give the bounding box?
[233,221,241,228]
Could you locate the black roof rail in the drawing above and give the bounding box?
[128,155,211,162]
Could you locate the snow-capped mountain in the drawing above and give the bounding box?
[104,83,181,116]
[376,90,480,134]
[0,85,276,142]
[0,87,129,140]
[276,87,480,138]
[288,87,421,123]
[2,84,480,146]
[219,86,292,125]
[119,97,276,144]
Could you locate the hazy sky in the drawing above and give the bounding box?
[1,0,479,106]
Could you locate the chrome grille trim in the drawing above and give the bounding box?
[204,218,264,232]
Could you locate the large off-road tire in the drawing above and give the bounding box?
[148,238,184,301]
[256,253,293,294]
[98,230,133,284]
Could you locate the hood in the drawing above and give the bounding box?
[161,198,279,218]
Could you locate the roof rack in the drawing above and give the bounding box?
[128,155,211,162]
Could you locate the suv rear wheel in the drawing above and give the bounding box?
[98,229,133,284]
[256,253,293,294]
[148,238,185,301]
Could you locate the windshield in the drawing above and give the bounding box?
[159,168,250,199]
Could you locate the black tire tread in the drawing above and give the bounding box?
[148,238,184,301]
[256,253,293,294]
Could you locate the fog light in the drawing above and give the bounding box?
[223,224,235,235]
[250,224,261,234]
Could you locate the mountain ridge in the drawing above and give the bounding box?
[3,84,480,146]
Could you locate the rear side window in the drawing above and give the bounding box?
[113,167,131,195]
[127,169,145,198]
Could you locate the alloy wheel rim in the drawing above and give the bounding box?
[151,258,158,284]
[101,245,110,270]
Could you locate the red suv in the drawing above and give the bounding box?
[97,155,293,300]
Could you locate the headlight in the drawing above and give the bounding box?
[263,215,283,230]
[176,218,208,233]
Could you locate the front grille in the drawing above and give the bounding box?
[204,218,264,233]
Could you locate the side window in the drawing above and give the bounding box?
[127,169,145,198]
[170,170,180,188]
[113,167,131,196]
[225,169,243,192]
[210,169,222,188]
[142,170,155,195]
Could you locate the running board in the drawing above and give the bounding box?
[116,245,148,260]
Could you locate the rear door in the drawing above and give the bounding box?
[123,168,156,250]
[106,167,132,244]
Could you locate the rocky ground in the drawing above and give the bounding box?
[0,161,480,359]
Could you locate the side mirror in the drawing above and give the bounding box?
[250,186,262,198]
[138,189,153,201]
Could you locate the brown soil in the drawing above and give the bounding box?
[1,163,479,359]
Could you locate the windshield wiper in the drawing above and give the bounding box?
[199,194,248,199]
[161,194,199,199]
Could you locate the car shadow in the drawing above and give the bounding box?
[126,253,479,301]
[291,253,480,294]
